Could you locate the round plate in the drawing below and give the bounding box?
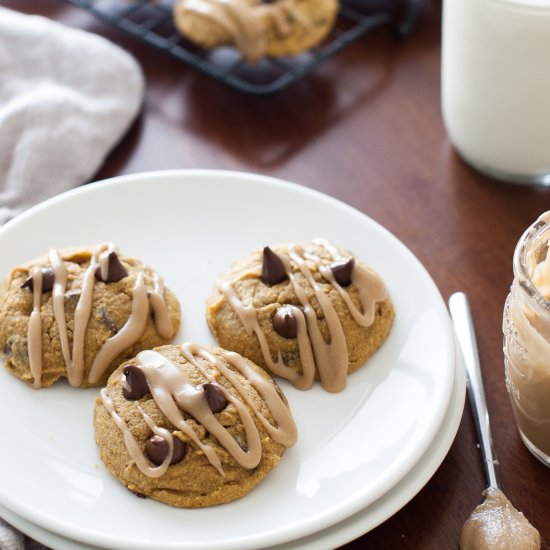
[0,340,465,550]
[0,170,455,549]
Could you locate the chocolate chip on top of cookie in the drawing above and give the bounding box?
[0,243,181,389]
[121,364,150,400]
[21,267,55,293]
[95,343,297,508]
[272,304,298,339]
[261,246,287,285]
[94,250,128,283]
[207,239,394,393]
[146,434,188,466]
[330,257,355,287]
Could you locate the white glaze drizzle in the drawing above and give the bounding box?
[87,272,149,385]
[70,253,101,387]
[181,343,297,447]
[101,343,297,477]
[218,280,317,390]
[217,240,388,392]
[25,244,174,388]
[27,268,43,389]
[179,0,312,62]
[314,238,388,327]
[49,249,71,370]
[98,247,111,282]
[149,272,175,339]
[100,388,175,478]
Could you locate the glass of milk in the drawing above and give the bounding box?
[442,0,550,185]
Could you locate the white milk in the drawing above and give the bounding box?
[441,0,550,184]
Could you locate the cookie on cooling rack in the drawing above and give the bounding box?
[173,0,339,63]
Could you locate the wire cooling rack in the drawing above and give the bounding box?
[66,0,423,95]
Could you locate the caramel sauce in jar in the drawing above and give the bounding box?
[504,212,550,465]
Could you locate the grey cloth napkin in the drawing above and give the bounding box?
[0,6,144,225]
[0,518,45,550]
[0,6,144,549]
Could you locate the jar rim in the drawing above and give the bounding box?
[513,217,550,312]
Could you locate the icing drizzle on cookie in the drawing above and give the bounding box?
[100,344,297,477]
[26,243,174,388]
[100,389,177,478]
[28,268,44,389]
[216,239,388,392]
[177,0,312,63]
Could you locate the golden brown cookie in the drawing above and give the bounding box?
[94,343,297,508]
[0,244,180,388]
[173,0,339,63]
[207,239,394,393]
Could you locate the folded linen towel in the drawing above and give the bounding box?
[0,6,144,225]
[0,517,45,550]
[0,6,144,548]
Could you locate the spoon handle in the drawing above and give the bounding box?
[449,292,500,490]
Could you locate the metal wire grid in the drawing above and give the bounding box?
[65,0,423,95]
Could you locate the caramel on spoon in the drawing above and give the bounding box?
[449,292,541,550]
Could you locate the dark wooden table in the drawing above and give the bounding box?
[2,1,550,548]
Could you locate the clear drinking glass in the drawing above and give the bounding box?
[442,0,550,185]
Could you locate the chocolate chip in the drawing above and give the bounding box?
[203,383,228,413]
[95,251,128,283]
[261,246,287,285]
[3,341,12,356]
[42,269,55,292]
[64,289,81,305]
[146,434,187,466]
[273,305,298,339]
[100,309,119,334]
[330,257,355,287]
[129,489,147,499]
[121,365,149,400]
[21,268,54,293]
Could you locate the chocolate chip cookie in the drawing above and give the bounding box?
[173,0,339,63]
[207,239,394,392]
[94,343,297,507]
[0,244,180,388]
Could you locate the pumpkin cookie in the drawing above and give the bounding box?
[173,0,339,63]
[207,239,394,393]
[0,244,180,388]
[94,343,297,507]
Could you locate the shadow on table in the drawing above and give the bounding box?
[179,42,398,168]
[16,0,440,171]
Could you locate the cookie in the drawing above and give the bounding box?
[207,239,394,393]
[94,343,297,507]
[0,244,180,388]
[173,0,339,63]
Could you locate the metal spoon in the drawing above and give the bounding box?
[449,292,499,488]
[448,292,540,549]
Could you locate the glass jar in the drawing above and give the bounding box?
[504,212,550,465]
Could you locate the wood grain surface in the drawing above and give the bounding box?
[2,1,550,548]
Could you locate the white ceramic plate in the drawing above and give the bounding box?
[0,170,456,549]
[0,340,465,550]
